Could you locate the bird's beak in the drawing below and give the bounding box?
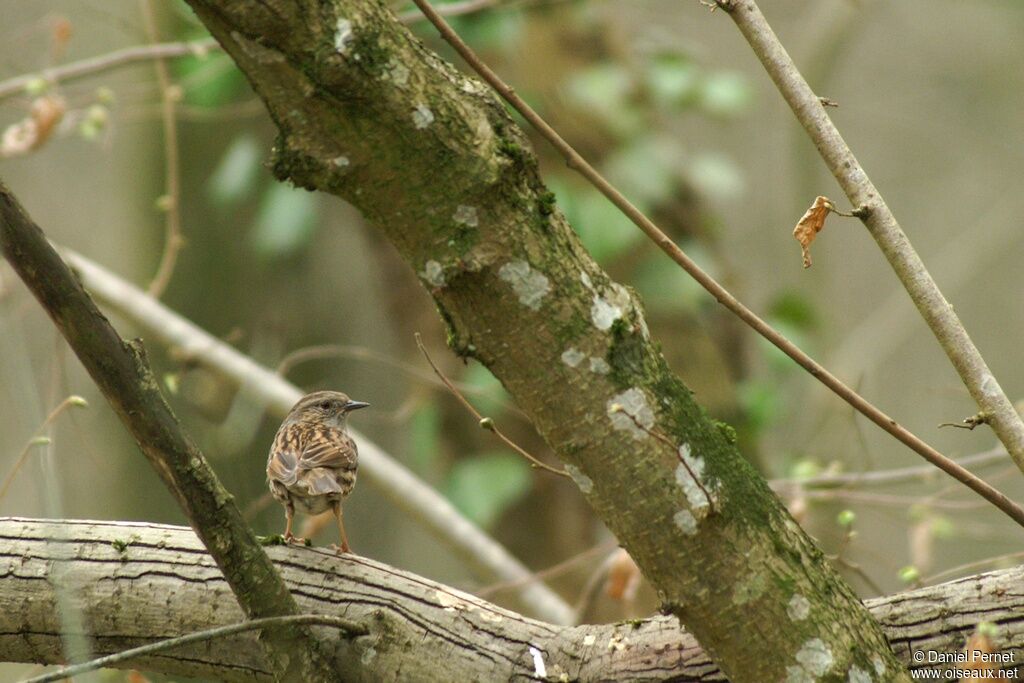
[345,400,370,411]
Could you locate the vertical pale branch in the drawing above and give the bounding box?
[711,0,1024,470]
[140,0,185,298]
[0,183,343,682]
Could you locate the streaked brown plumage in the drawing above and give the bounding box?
[267,390,368,553]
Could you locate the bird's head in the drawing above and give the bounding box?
[285,390,369,429]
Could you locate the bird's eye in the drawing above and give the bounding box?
[320,401,331,410]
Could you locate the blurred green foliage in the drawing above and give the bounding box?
[444,450,532,528]
[461,362,512,418]
[207,135,261,206]
[409,402,442,478]
[173,49,247,108]
[249,184,321,258]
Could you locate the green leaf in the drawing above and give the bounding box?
[409,402,441,476]
[563,63,644,137]
[208,136,262,206]
[444,452,532,528]
[603,134,686,208]
[645,54,700,109]
[461,362,510,418]
[561,186,642,264]
[250,184,320,258]
[448,6,525,52]
[632,247,707,315]
[688,152,744,202]
[789,459,822,481]
[174,51,246,108]
[768,291,818,331]
[738,379,780,433]
[699,71,753,118]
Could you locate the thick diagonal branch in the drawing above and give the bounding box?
[0,183,341,681]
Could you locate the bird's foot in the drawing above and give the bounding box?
[284,533,309,546]
[329,543,352,555]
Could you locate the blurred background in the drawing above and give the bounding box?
[1,0,1023,679]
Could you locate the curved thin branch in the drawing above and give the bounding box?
[710,0,1024,471]
[1,518,1020,682]
[770,446,1009,492]
[0,394,88,501]
[22,614,367,683]
[0,1,526,103]
[59,247,575,626]
[408,0,1024,529]
[276,342,519,413]
[415,333,570,478]
[0,40,218,101]
[140,0,185,299]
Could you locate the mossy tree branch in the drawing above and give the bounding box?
[181,0,906,678]
[0,184,342,681]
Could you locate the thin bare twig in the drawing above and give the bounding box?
[0,0,522,103]
[0,394,88,501]
[276,343,518,412]
[414,333,570,479]
[609,404,715,511]
[408,0,1024,530]
[828,524,884,596]
[0,39,218,101]
[770,446,1009,492]
[939,413,990,431]
[475,539,618,598]
[923,551,1024,587]
[802,489,988,511]
[141,1,184,299]
[711,0,1024,471]
[835,555,884,597]
[19,614,368,683]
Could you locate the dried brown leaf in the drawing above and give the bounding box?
[604,548,641,602]
[959,623,999,673]
[1,96,65,159]
[793,196,835,269]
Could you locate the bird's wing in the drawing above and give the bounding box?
[267,423,303,487]
[298,426,358,473]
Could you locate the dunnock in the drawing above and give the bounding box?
[267,390,368,553]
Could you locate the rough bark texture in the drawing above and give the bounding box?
[178,1,907,680]
[1,519,1019,682]
[0,185,341,681]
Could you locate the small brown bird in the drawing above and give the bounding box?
[267,390,369,553]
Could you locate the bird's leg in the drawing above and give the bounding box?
[283,503,305,544]
[330,502,351,554]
